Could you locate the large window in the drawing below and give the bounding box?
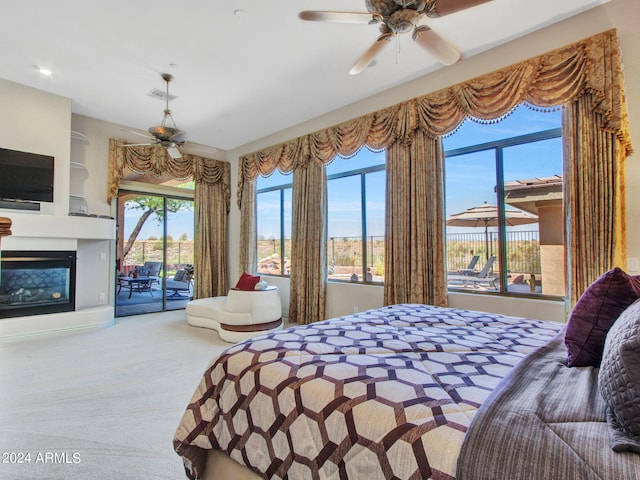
[326,149,385,283]
[256,171,292,276]
[443,105,565,297]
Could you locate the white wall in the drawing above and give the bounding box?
[226,0,640,323]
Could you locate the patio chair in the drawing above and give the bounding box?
[449,255,480,275]
[447,256,498,289]
[165,269,193,297]
[143,261,162,285]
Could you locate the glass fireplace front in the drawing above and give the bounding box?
[0,250,76,318]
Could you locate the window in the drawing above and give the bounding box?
[116,188,194,317]
[443,105,564,297]
[256,171,292,276]
[326,148,385,283]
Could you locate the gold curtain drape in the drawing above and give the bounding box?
[239,180,257,274]
[108,139,231,298]
[238,29,631,310]
[563,93,628,307]
[193,157,230,298]
[238,30,631,206]
[108,140,231,206]
[385,133,447,306]
[289,162,327,325]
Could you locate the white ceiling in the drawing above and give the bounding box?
[0,0,609,152]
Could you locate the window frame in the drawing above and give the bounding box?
[327,161,386,285]
[256,176,293,277]
[444,127,564,299]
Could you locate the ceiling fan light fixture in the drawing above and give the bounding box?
[412,25,460,65]
[148,125,182,142]
[387,8,420,33]
[147,73,186,149]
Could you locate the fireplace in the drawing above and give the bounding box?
[0,250,76,318]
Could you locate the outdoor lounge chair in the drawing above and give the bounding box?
[448,255,480,275]
[447,256,498,289]
[165,269,193,297]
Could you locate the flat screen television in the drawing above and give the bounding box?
[0,147,54,203]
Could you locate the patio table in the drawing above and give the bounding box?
[119,276,155,298]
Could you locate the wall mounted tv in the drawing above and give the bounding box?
[0,147,55,203]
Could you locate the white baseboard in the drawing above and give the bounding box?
[0,306,115,341]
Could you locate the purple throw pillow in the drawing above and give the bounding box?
[565,268,640,367]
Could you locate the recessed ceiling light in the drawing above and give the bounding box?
[234,9,246,17]
[37,67,54,76]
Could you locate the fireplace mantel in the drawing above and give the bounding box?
[0,213,115,341]
[1,212,114,244]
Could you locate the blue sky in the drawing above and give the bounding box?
[123,199,194,241]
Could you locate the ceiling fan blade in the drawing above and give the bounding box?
[121,142,155,147]
[121,128,155,141]
[349,33,393,75]
[412,26,460,65]
[166,146,182,159]
[426,0,493,18]
[169,131,187,143]
[299,11,379,24]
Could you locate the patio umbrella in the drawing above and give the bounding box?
[446,202,538,260]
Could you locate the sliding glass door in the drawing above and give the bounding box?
[115,189,194,317]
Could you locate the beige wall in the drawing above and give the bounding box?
[538,204,565,297]
[226,0,640,323]
[538,205,564,245]
[0,78,71,216]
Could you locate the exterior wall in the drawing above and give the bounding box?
[538,204,565,296]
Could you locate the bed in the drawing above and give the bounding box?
[174,300,640,479]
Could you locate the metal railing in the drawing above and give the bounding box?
[122,240,194,271]
[446,231,541,275]
[258,230,541,280]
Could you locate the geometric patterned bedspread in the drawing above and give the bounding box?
[174,304,563,480]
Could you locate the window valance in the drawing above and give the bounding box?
[108,138,231,213]
[238,29,631,207]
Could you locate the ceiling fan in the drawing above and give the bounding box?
[122,72,188,159]
[299,0,492,75]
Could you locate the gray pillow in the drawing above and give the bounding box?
[134,265,150,277]
[173,269,186,282]
[598,298,640,453]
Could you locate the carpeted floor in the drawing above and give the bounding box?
[0,310,230,480]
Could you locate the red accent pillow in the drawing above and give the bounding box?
[565,268,640,367]
[235,272,260,291]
